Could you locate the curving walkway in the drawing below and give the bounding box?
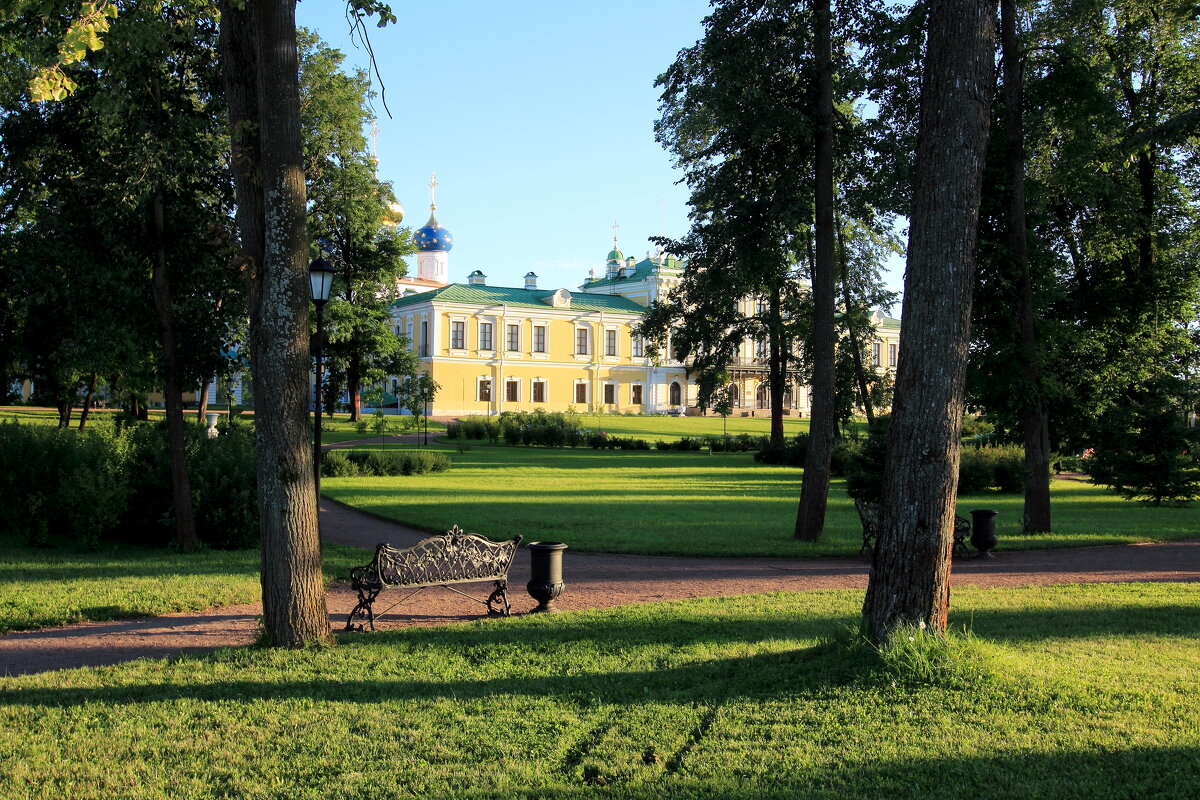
[1,497,1197,677]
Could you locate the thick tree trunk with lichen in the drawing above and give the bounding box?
[220,0,330,647]
[862,0,996,643]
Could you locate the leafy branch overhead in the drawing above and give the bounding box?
[29,1,118,102]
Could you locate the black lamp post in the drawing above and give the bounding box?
[309,256,336,500]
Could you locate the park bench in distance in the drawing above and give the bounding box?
[345,526,522,631]
[854,499,971,557]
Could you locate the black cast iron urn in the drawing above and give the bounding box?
[526,541,567,613]
[969,509,999,558]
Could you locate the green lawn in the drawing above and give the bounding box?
[0,534,368,634]
[564,412,814,440]
[323,445,1199,558]
[1,583,1196,799]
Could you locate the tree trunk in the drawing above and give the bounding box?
[838,221,875,426]
[78,372,97,430]
[767,285,785,448]
[862,0,996,643]
[198,377,211,423]
[1001,0,1052,533]
[347,357,362,422]
[151,188,200,553]
[220,0,331,647]
[795,0,836,541]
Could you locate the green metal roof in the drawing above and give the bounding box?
[391,283,645,314]
[585,255,683,288]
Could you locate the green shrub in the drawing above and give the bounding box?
[755,433,809,465]
[0,417,258,550]
[321,450,357,478]
[0,419,129,548]
[329,448,451,477]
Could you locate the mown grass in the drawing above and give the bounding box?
[0,534,367,634]
[323,445,1199,557]
[1,583,1197,799]
[0,405,446,444]
[559,412,815,441]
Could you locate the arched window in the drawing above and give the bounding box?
[728,384,740,406]
[669,381,682,406]
[783,385,794,408]
[756,383,770,409]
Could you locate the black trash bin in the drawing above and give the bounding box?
[969,509,999,558]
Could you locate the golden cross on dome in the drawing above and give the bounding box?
[612,219,619,247]
[429,172,438,211]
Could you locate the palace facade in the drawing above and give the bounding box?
[388,201,901,418]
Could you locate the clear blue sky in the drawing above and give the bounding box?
[296,0,712,293]
[295,0,904,303]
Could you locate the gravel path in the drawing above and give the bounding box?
[1,492,1197,677]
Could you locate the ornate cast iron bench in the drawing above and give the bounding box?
[854,499,971,557]
[345,525,522,631]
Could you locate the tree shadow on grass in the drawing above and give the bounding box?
[520,745,1200,800]
[952,600,1200,641]
[0,612,873,709]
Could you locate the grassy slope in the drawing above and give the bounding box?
[323,445,1199,557]
[1,583,1197,799]
[0,535,367,634]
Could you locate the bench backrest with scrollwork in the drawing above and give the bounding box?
[350,525,522,592]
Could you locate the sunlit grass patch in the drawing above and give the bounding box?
[1,583,1197,799]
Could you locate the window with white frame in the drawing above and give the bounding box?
[479,321,494,351]
[604,329,617,357]
[532,380,547,403]
[889,342,897,367]
[574,382,588,404]
[754,339,768,360]
[575,327,589,355]
[603,383,616,404]
[506,324,520,352]
[505,379,519,402]
[872,342,881,367]
[631,384,643,405]
[533,324,547,353]
[420,320,429,356]
[478,378,492,402]
[450,320,465,350]
[631,334,645,358]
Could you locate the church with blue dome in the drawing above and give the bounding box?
[399,173,453,290]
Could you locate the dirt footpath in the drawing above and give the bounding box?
[1,497,1196,677]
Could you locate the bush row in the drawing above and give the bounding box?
[321,448,450,477]
[844,416,1029,501]
[0,418,258,550]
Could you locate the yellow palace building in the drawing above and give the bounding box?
[389,196,900,418]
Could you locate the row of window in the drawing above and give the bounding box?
[448,321,647,358]
[872,341,899,369]
[477,379,684,406]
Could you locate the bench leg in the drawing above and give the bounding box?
[345,586,381,632]
[487,581,511,617]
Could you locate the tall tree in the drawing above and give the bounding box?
[219,0,330,646]
[647,0,826,449]
[795,0,837,540]
[862,0,996,642]
[299,31,415,422]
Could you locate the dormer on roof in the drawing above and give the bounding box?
[542,288,572,308]
[467,270,486,286]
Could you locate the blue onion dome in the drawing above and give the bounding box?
[414,211,453,252]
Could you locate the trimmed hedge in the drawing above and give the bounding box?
[321,448,450,477]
